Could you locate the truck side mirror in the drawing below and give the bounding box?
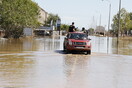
[65,37,67,39]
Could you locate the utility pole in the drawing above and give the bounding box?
[117,0,121,43]
[99,14,101,27]
[102,0,111,54]
[107,4,111,53]
[98,14,101,52]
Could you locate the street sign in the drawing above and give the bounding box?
[56,19,61,35]
[56,19,61,27]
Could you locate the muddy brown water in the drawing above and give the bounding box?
[0,36,132,88]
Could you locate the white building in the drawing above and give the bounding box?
[95,26,106,36]
[38,8,48,25]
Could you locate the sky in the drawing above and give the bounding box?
[34,0,132,30]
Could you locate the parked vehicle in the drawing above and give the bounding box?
[63,32,91,55]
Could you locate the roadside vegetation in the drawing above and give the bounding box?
[111,8,132,37]
[44,13,60,27]
[0,0,40,38]
[61,24,69,32]
[44,13,70,32]
[0,0,132,38]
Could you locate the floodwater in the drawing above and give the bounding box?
[0,36,132,88]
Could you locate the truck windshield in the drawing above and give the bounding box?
[69,33,88,40]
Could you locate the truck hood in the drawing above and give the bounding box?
[69,39,90,42]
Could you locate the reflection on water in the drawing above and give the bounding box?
[0,36,62,88]
[0,36,132,88]
[63,55,90,88]
[114,38,132,55]
[63,54,132,88]
[0,36,60,53]
[89,36,132,55]
[0,36,132,55]
[0,53,36,87]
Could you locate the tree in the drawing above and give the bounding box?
[88,28,94,35]
[0,0,40,38]
[129,13,132,28]
[111,24,118,36]
[44,13,60,27]
[128,12,132,35]
[129,13,132,20]
[128,13,132,29]
[61,24,69,31]
[112,8,130,36]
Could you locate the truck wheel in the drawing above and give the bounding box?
[63,45,66,51]
[63,46,69,54]
[86,50,91,55]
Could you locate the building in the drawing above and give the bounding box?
[95,26,106,36]
[38,7,49,25]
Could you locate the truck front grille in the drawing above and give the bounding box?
[74,42,86,45]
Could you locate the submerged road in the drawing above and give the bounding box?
[0,51,132,88]
[0,36,132,88]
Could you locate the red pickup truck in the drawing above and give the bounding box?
[63,32,91,55]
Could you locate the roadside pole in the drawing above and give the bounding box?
[107,4,111,54]
[117,0,121,54]
[56,19,61,35]
[102,0,111,54]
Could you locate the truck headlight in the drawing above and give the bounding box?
[87,41,91,46]
[69,40,72,45]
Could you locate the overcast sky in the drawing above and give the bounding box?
[34,0,132,29]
